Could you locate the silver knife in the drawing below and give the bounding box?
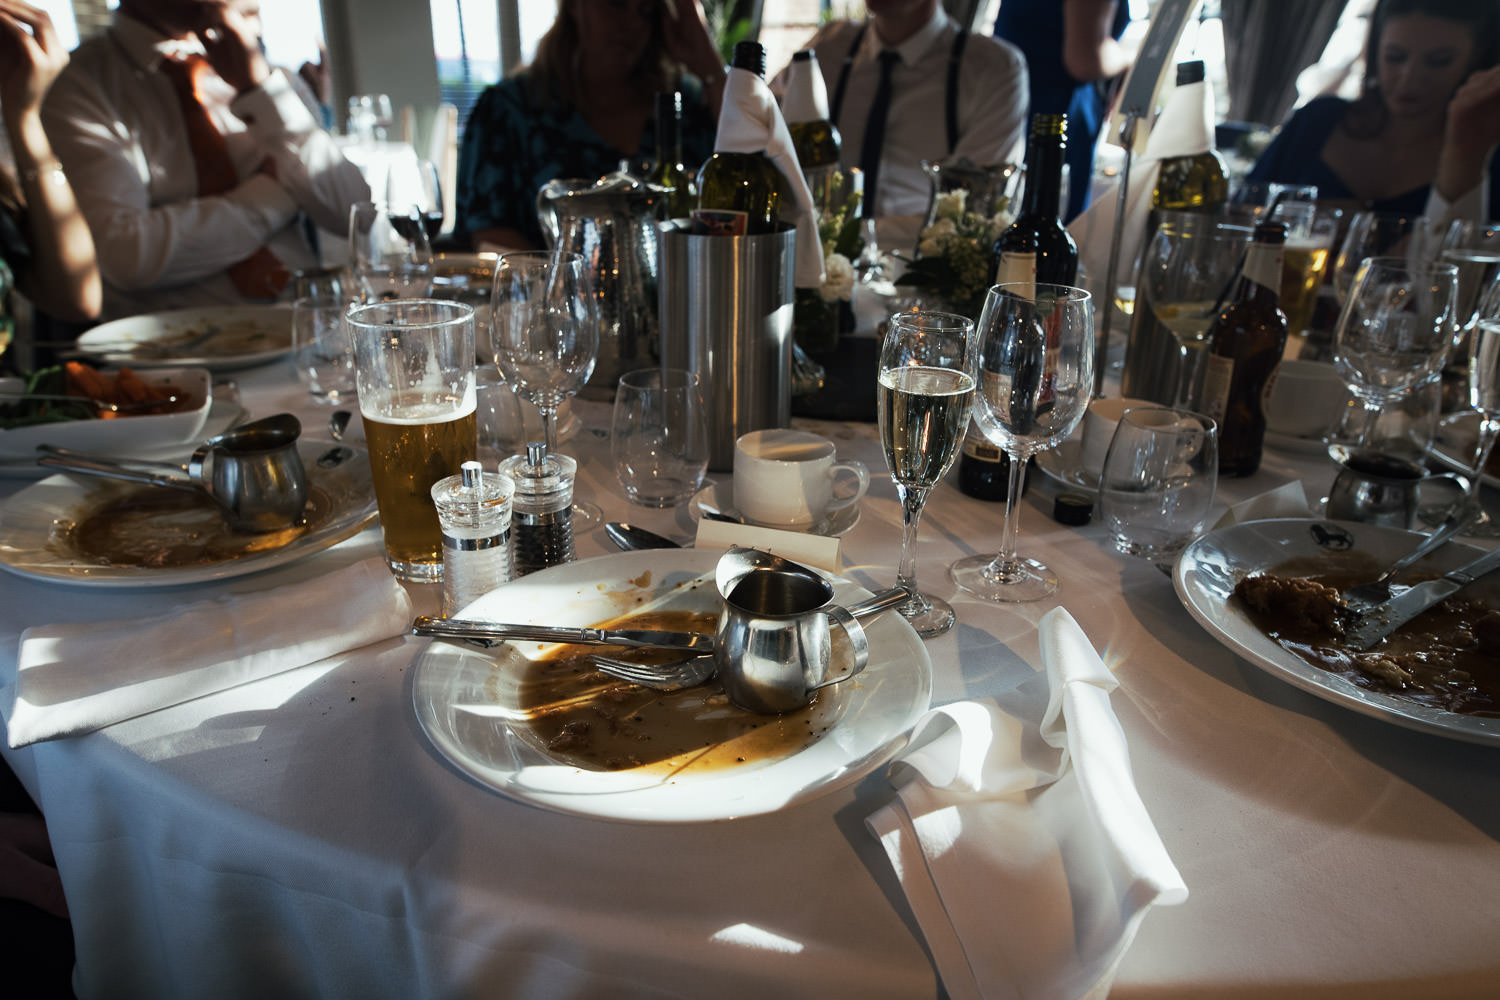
[411,616,714,653]
[1345,544,1500,649]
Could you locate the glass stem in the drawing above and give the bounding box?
[1176,341,1207,410]
[984,451,1028,583]
[540,408,558,453]
[1356,399,1383,449]
[1472,412,1500,499]
[895,483,929,612]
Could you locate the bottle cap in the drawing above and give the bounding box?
[1053,492,1094,526]
[792,50,813,63]
[731,41,765,77]
[1176,60,1206,85]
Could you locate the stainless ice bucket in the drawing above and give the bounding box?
[658,221,796,471]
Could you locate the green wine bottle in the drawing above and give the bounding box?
[693,41,785,236]
[648,90,696,221]
[782,49,841,207]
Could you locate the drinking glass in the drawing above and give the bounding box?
[1456,277,1500,533]
[490,250,601,527]
[1140,214,1251,408]
[347,299,477,583]
[1333,255,1460,449]
[1440,220,1500,334]
[386,156,444,243]
[1275,204,1340,337]
[877,309,978,637]
[349,200,432,302]
[290,292,355,404]
[951,284,1094,603]
[1332,211,1418,303]
[611,368,708,507]
[1099,408,1219,570]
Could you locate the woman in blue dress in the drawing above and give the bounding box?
[1249,0,1500,220]
[456,0,724,251]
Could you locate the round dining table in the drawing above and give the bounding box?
[2,339,1499,1000]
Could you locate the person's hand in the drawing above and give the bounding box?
[1445,64,1500,158]
[661,0,724,85]
[195,1,269,94]
[0,0,69,123]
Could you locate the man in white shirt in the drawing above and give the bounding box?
[41,0,368,319]
[776,0,1028,252]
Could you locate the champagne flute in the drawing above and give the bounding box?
[951,284,1095,603]
[1332,255,1460,451]
[1141,214,1251,408]
[490,250,602,527]
[877,309,978,638]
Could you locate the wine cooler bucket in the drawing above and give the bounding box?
[658,221,796,471]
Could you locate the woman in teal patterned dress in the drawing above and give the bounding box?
[456,0,725,252]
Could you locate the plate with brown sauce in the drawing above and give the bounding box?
[1174,518,1500,747]
[0,438,378,587]
[410,549,933,822]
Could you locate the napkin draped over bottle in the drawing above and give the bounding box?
[6,558,412,747]
[866,608,1187,1000]
[716,65,826,289]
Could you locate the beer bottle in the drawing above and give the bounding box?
[961,114,1075,500]
[1121,60,1230,404]
[782,49,841,205]
[694,42,785,236]
[648,90,696,220]
[1199,221,1288,477]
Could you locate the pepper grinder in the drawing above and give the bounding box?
[498,442,577,577]
[431,461,516,617]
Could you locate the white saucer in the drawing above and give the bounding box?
[1033,440,1097,492]
[690,481,860,537]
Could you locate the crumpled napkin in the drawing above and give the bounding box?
[866,607,1187,1000]
[715,65,826,288]
[7,558,412,747]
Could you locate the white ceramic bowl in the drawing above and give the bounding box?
[0,366,214,460]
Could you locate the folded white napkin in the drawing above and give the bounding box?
[7,558,412,747]
[866,607,1187,1000]
[1212,480,1313,530]
[716,65,826,288]
[692,517,842,574]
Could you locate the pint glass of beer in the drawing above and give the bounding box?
[348,299,477,582]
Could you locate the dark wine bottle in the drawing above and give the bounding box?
[648,90,696,221]
[989,113,1078,289]
[961,114,1077,500]
[1199,220,1289,477]
[693,42,785,236]
[1120,60,1229,404]
[782,49,841,205]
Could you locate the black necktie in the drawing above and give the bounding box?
[858,49,900,219]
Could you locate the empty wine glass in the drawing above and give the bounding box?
[349,200,432,302]
[1332,255,1460,451]
[1441,220,1500,334]
[386,156,444,244]
[877,309,978,638]
[950,283,1095,603]
[1140,214,1251,408]
[1454,275,1500,534]
[1332,211,1419,304]
[491,250,601,527]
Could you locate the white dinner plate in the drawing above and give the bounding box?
[74,305,294,371]
[1033,440,1095,491]
[0,438,377,587]
[411,549,932,822]
[689,481,861,537]
[1174,517,1500,746]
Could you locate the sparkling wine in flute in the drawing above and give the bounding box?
[1279,239,1331,335]
[1443,248,1500,327]
[361,398,478,574]
[879,365,975,488]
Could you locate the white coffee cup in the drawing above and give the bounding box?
[733,429,869,530]
[1263,358,1346,439]
[1081,397,1164,482]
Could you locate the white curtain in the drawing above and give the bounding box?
[1221,0,1349,126]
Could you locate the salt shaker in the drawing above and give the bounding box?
[498,442,577,577]
[430,461,515,616]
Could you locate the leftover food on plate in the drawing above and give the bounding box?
[1234,571,1500,716]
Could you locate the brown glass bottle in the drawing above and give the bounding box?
[1198,221,1289,477]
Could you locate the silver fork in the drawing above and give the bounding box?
[586,654,715,692]
[1340,497,1482,609]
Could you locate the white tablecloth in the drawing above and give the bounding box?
[3,359,1499,999]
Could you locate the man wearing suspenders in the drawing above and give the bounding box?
[773,0,1028,253]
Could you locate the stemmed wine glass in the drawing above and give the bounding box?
[1141,214,1251,408]
[386,156,444,244]
[877,309,978,638]
[1332,211,1418,304]
[349,200,432,302]
[490,250,602,527]
[1451,274,1500,531]
[1332,255,1460,452]
[951,283,1095,603]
